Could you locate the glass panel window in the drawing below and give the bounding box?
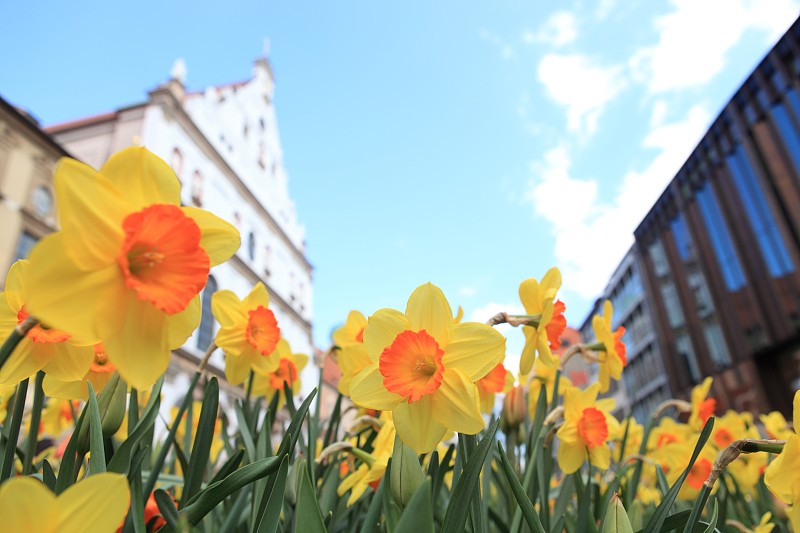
[14,231,38,261]
[687,271,714,318]
[671,213,694,261]
[727,145,794,277]
[696,184,747,291]
[676,334,701,384]
[660,282,685,328]
[703,321,732,370]
[649,240,670,277]
[771,101,800,175]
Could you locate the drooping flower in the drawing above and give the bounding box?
[212,282,281,385]
[0,260,94,386]
[476,362,513,414]
[25,147,240,390]
[765,391,800,533]
[556,382,619,474]
[518,268,565,373]
[0,472,130,532]
[44,344,117,400]
[591,300,626,393]
[687,377,716,431]
[349,283,505,453]
[338,413,396,506]
[333,311,371,397]
[250,339,309,406]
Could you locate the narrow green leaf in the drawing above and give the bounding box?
[180,456,282,526]
[122,445,150,533]
[359,474,386,533]
[55,405,88,493]
[682,482,713,533]
[276,389,318,458]
[22,371,45,475]
[440,418,500,533]
[107,380,162,475]
[497,441,546,533]
[86,382,106,475]
[394,479,434,533]
[181,376,220,507]
[254,454,289,533]
[601,494,634,533]
[155,489,181,530]
[42,459,56,491]
[701,500,718,533]
[235,401,257,461]
[219,486,251,533]
[0,326,27,370]
[0,378,28,482]
[383,457,402,532]
[209,448,245,486]
[293,459,326,533]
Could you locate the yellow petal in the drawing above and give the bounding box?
[537,328,556,367]
[167,294,201,349]
[338,343,371,375]
[242,282,270,311]
[4,260,28,311]
[518,278,541,314]
[557,439,586,474]
[102,296,170,391]
[349,366,403,411]
[519,327,537,375]
[58,472,131,533]
[26,234,120,341]
[430,368,484,434]
[588,444,611,470]
[444,322,505,381]
[248,347,280,375]
[539,268,562,299]
[211,291,246,328]
[100,146,180,210]
[54,158,126,270]
[225,353,253,385]
[363,309,408,361]
[793,390,800,432]
[293,353,309,372]
[182,206,241,266]
[765,435,800,504]
[0,339,51,385]
[0,476,59,531]
[216,325,247,357]
[0,295,17,335]
[40,343,94,382]
[393,397,447,454]
[405,283,453,347]
[43,374,89,400]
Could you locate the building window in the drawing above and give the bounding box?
[171,148,184,181]
[14,231,37,261]
[676,334,701,384]
[670,213,693,261]
[191,170,204,207]
[649,239,670,278]
[248,232,255,261]
[660,282,685,328]
[703,321,732,370]
[727,145,794,277]
[696,183,747,291]
[770,100,800,175]
[197,275,218,351]
[687,272,714,319]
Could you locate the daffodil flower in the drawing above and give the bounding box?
[338,413,396,506]
[333,310,371,396]
[556,382,619,473]
[0,261,94,386]
[687,377,716,432]
[0,473,129,532]
[25,147,239,390]
[250,338,309,406]
[518,268,566,374]
[212,282,281,385]
[591,300,626,393]
[349,282,505,454]
[43,344,116,400]
[765,391,800,532]
[476,362,513,414]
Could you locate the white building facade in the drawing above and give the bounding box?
[47,59,314,401]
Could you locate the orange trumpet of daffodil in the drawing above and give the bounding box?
[0,472,129,532]
[518,268,566,374]
[212,282,281,385]
[25,147,239,390]
[591,300,627,393]
[0,260,95,386]
[44,344,117,400]
[556,382,619,474]
[250,339,309,406]
[349,282,505,453]
[476,362,513,414]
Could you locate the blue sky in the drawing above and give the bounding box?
[2,0,798,369]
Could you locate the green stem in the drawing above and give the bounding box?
[1,378,29,482]
[22,371,45,475]
[740,440,785,454]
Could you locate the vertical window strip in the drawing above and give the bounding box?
[696,185,747,291]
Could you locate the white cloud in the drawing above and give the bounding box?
[523,11,578,48]
[631,0,800,93]
[458,286,477,298]
[537,54,625,135]
[526,105,711,300]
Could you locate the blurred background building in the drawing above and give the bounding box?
[585,18,800,418]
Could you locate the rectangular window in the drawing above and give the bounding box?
[676,334,701,384]
[687,271,714,318]
[14,231,37,261]
[727,145,794,277]
[670,213,694,260]
[696,183,747,291]
[703,321,732,370]
[649,239,670,278]
[660,282,685,329]
[771,100,800,175]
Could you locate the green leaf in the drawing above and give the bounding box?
[208,448,245,487]
[55,400,88,494]
[180,456,282,526]
[86,382,106,475]
[383,458,402,532]
[391,433,424,508]
[0,378,28,482]
[497,441,546,533]
[601,494,634,533]
[394,479,434,533]
[155,489,181,530]
[22,371,45,475]
[107,379,163,475]
[293,459,326,533]
[440,418,500,533]
[359,474,386,533]
[641,417,714,533]
[181,376,220,507]
[254,454,289,533]
[682,482,713,533]
[42,460,56,491]
[235,401,257,461]
[701,499,719,533]
[276,389,318,458]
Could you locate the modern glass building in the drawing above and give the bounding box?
[634,18,800,415]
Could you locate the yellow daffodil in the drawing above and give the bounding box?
[611,417,643,461]
[333,311,371,397]
[338,413,396,505]
[556,383,619,473]
[591,300,626,393]
[760,411,794,440]
[518,268,566,373]
[0,261,94,386]
[527,356,571,413]
[212,282,281,385]
[349,282,505,453]
[250,339,309,406]
[688,377,716,432]
[765,391,800,532]
[476,362,513,414]
[709,410,748,450]
[43,344,117,400]
[25,147,239,390]
[670,442,717,501]
[0,473,129,532]
[753,512,775,533]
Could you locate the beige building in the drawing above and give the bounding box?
[0,97,65,284]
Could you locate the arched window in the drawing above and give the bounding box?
[197,275,218,351]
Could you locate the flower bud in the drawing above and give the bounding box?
[77,373,127,454]
[501,386,526,434]
[390,434,423,508]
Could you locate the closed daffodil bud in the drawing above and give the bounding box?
[501,386,526,434]
[77,373,127,454]
[390,434,424,508]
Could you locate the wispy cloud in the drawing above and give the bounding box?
[523,11,578,48]
[537,54,625,135]
[479,28,515,60]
